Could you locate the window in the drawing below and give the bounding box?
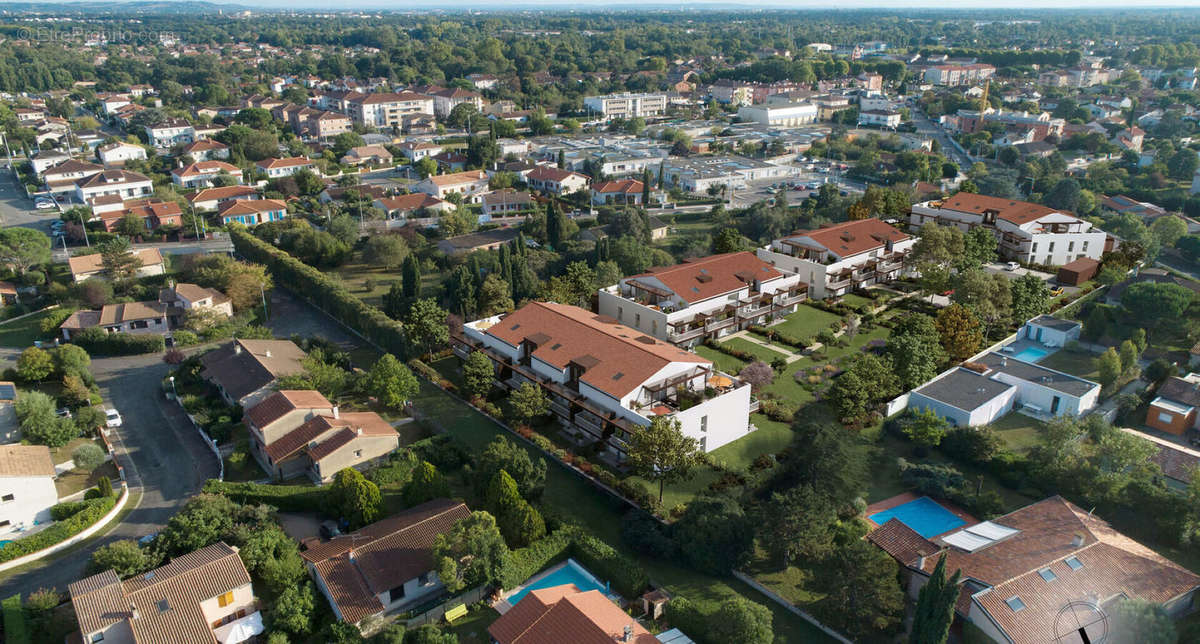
[699,437,707,451]
[1068,242,1074,252]
[1158,412,1175,425]
[0,494,12,502]
[1082,241,1089,251]
[617,307,623,321]
[700,416,708,433]
[635,313,641,327]
[1031,243,1037,253]
[1005,596,1026,612]
[157,599,170,613]
[217,591,234,607]
[1048,242,1055,253]
[1038,568,1057,582]
[388,585,406,603]
[354,450,362,458]
[1065,556,1083,570]
[91,634,105,643]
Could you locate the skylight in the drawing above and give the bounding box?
[157,599,170,613]
[1005,596,1025,612]
[1038,568,1057,582]
[1065,556,1084,571]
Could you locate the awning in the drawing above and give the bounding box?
[213,611,264,644]
[708,375,733,388]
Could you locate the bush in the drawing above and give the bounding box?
[72,443,105,470]
[702,339,756,363]
[570,532,648,597]
[411,434,471,471]
[758,399,795,423]
[202,480,330,513]
[50,500,90,521]
[0,495,116,563]
[620,509,675,559]
[40,308,77,336]
[172,330,200,346]
[72,328,164,355]
[499,527,574,589]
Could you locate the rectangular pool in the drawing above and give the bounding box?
[1012,347,1050,363]
[506,558,608,605]
[869,496,965,539]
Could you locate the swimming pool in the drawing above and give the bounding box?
[506,558,609,605]
[1012,347,1050,363]
[869,496,965,539]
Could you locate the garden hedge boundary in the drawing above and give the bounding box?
[0,495,116,563]
[230,229,407,356]
[202,480,330,512]
[499,525,649,598]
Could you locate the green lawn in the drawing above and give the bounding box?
[0,308,57,349]
[448,605,501,644]
[411,368,836,643]
[695,344,748,374]
[718,337,791,363]
[759,371,816,409]
[54,461,118,498]
[771,305,844,341]
[1038,349,1100,381]
[708,414,798,468]
[988,413,1046,455]
[840,293,875,309]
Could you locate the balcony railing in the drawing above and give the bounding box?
[827,277,852,290]
[669,326,705,343]
[705,317,737,332]
[774,292,808,307]
[875,260,903,274]
[739,304,773,319]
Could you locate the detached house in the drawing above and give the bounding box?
[597,252,807,348]
[90,197,182,232]
[591,179,644,206]
[172,160,243,189]
[373,193,451,220]
[243,390,398,482]
[144,118,195,148]
[218,198,289,226]
[454,301,754,459]
[69,542,263,644]
[43,159,103,197]
[182,139,230,161]
[756,218,915,299]
[526,166,589,196]
[490,585,658,644]
[1147,373,1200,436]
[412,169,490,202]
[256,157,315,179]
[0,445,58,537]
[75,170,154,206]
[68,248,165,282]
[97,141,147,166]
[304,499,471,628]
[200,338,307,407]
[339,145,393,167]
[187,185,259,212]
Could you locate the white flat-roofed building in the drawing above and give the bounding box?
[657,155,794,194]
[910,193,1108,266]
[455,301,754,458]
[757,218,916,299]
[597,251,807,349]
[737,102,819,127]
[583,93,668,120]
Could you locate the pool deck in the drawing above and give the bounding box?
[864,492,979,540]
[997,338,1056,363]
[492,558,613,615]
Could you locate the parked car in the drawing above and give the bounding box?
[1005,261,1020,271]
[34,200,55,210]
[1049,287,1064,296]
[55,407,72,419]
[105,408,122,428]
[138,533,158,546]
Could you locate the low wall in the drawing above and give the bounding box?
[173,397,225,481]
[0,485,130,574]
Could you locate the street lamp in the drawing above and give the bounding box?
[168,376,177,399]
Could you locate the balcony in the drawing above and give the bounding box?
[705,317,737,332]
[774,291,808,308]
[875,259,903,275]
[669,326,705,343]
[826,277,852,291]
[548,398,571,418]
[739,304,773,320]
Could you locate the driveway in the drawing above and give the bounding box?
[0,352,219,597]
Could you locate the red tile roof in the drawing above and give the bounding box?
[255,156,313,169]
[489,585,657,644]
[631,252,783,304]
[482,302,707,398]
[376,193,444,211]
[526,166,587,183]
[782,218,910,259]
[245,389,332,431]
[218,198,288,216]
[867,518,939,568]
[592,179,643,195]
[935,192,1067,225]
[172,160,239,177]
[187,185,257,203]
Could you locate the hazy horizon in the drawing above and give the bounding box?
[11,0,1200,9]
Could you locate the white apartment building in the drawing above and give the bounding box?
[74,170,154,205]
[923,63,996,86]
[346,92,435,128]
[0,445,58,536]
[658,155,794,194]
[910,193,1109,266]
[583,93,669,120]
[597,252,807,349]
[858,109,902,129]
[757,219,916,299]
[736,102,819,127]
[144,118,195,148]
[96,142,147,165]
[430,88,485,119]
[455,301,755,458]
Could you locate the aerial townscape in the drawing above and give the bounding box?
[2,3,1200,643]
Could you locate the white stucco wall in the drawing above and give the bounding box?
[0,475,58,535]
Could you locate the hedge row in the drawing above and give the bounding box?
[499,527,574,590]
[71,327,164,355]
[702,339,757,364]
[49,500,90,521]
[230,229,407,356]
[0,495,116,563]
[746,324,808,349]
[202,480,331,513]
[569,531,649,598]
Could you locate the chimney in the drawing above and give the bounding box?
[264,349,272,358]
[1071,533,1084,547]
[622,624,633,642]
[332,406,339,419]
[130,604,139,620]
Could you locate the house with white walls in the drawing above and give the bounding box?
[757,218,915,299]
[0,445,58,536]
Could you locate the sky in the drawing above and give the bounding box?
[20,0,1200,8]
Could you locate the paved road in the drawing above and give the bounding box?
[0,352,218,597]
[0,165,59,233]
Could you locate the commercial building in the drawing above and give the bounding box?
[657,155,793,194]
[756,219,915,299]
[597,252,806,348]
[583,93,668,120]
[910,193,1108,266]
[454,301,755,458]
[736,102,818,127]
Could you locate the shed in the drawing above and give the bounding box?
[1056,256,1100,286]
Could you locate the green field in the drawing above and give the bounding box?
[0,308,58,349]
[695,344,748,374]
[988,413,1047,455]
[771,305,844,341]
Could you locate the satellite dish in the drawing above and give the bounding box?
[1053,600,1108,644]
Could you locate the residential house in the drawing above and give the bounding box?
[91,197,182,232]
[591,179,643,206]
[373,193,451,220]
[75,170,154,206]
[43,159,103,197]
[867,496,1200,644]
[340,145,393,167]
[1146,373,1200,436]
[200,338,307,407]
[910,193,1109,266]
[67,248,164,282]
[0,445,57,537]
[218,199,289,226]
[144,118,195,148]
[437,228,521,256]
[304,499,471,628]
[454,301,755,458]
[429,87,485,119]
[489,585,658,644]
[526,166,589,196]
[598,252,807,348]
[756,219,914,299]
[69,542,263,644]
[397,141,442,162]
[412,169,490,202]
[1112,126,1145,153]
[480,189,533,219]
[1131,428,1200,490]
[29,150,71,176]
[1100,194,1168,220]
[159,282,234,319]
[467,73,500,90]
[858,109,902,129]
[59,301,170,340]
[433,152,468,173]
[171,161,243,189]
[97,142,147,166]
[181,139,230,162]
[256,157,315,179]
[187,185,259,212]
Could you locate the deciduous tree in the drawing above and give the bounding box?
[330,468,382,529]
[626,416,701,504]
[433,511,511,593]
[935,304,984,361]
[364,353,418,409]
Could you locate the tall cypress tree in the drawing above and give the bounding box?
[910,554,961,644]
[642,168,652,205]
[557,149,566,169]
[546,201,565,249]
[401,254,421,299]
[499,243,513,289]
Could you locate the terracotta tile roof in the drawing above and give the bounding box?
[426,170,488,187]
[171,160,239,177]
[867,519,940,568]
[256,156,313,170]
[200,339,306,402]
[169,282,227,304]
[69,542,252,644]
[592,179,643,195]
[76,170,151,189]
[782,218,910,260]
[631,252,784,304]
[245,389,332,431]
[935,192,1066,225]
[488,585,657,644]
[98,301,167,325]
[182,139,227,153]
[0,445,55,477]
[187,185,257,203]
[308,412,396,463]
[526,166,587,183]
[218,198,288,216]
[303,499,471,624]
[68,248,163,277]
[483,302,707,399]
[43,159,103,177]
[376,193,445,211]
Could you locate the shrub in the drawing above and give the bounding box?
[498,528,574,590]
[72,443,105,470]
[202,480,330,513]
[816,330,837,345]
[570,532,649,597]
[72,328,164,355]
[40,308,77,335]
[0,496,116,562]
[97,476,113,498]
[50,500,90,521]
[759,399,795,423]
[2,595,30,644]
[171,330,200,346]
[620,509,675,559]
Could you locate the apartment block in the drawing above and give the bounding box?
[756,219,915,299]
[583,93,668,120]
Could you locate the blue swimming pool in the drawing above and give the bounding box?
[869,496,965,539]
[1012,347,1050,363]
[507,558,608,605]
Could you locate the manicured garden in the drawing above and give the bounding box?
[769,304,843,341]
[718,337,790,363]
[0,308,59,349]
[987,413,1047,455]
[1038,348,1101,381]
